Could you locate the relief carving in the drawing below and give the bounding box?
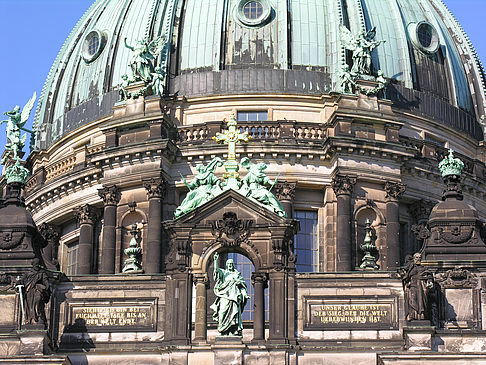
[435,268,478,288]
[331,175,356,196]
[0,231,25,250]
[98,185,121,206]
[210,212,253,247]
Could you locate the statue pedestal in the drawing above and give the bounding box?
[17,328,49,355]
[404,321,435,351]
[213,337,245,365]
[214,335,243,344]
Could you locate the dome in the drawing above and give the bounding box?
[33,0,486,149]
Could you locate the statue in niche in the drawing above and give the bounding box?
[124,36,165,83]
[174,157,223,218]
[240,157,286,217]
[340,25,385,76]
[210,252,249,336]
[1,92,36,164]
[400,253,436,323]
[17,258,51,328]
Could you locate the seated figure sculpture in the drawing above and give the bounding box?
[210,252,249,336]
[240,157,286,217]
[174,157,223,218]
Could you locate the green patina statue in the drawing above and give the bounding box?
[241,157,286,217]
[438,149,464,177]
[210,252,249,336]
[124,36,165,83]
[1,92,36,165]
[174,157,224,218]
[340,25,385,76]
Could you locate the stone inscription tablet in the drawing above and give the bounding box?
[304,296,398,330]
[67,299,156,332]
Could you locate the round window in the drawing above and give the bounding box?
[236,0,272,27]
[82,30,106,63]
[408,21,440,54]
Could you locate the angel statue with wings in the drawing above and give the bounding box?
[124,36,166,83]
[1,92,36,165]
[340,25,385,76]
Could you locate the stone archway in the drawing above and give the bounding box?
[162,189,299,345]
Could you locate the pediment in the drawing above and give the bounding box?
[169,188,289,226]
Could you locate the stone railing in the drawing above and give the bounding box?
[178,120,328,145]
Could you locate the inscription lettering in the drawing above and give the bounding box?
[71,306,152,328]
[312,304,390,325]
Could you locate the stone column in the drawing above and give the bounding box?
[98,185,121,274]
[384,181,406,269]
[38,223,60,269]
[251,272,268,342]
[331,175,356,271]
[74,204,97,275]
[268,270,287,343]
[143,178,168,274]
[274,182,296,218]
[193,274,209,342]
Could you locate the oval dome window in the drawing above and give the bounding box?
[236,0,272,27]
[408,21,440,55]
[82,30,107,63]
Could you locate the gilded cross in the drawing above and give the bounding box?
[213,114,250,161]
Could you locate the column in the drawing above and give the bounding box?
[274,182,296,218]
[38,223,60,270]
[98,185,121,274]
[268,271,287,343]
[143,178,168,273]
[251,272,268,342]
[193,274,209,342]
[74,204,97,275]
[331,174,356,271]
[384,181,406,269]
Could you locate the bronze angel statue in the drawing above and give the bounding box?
[339,24,385,76]
[1,92,36,165]
[124,36,166,83]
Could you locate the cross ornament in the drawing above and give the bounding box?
[213,114,250,161]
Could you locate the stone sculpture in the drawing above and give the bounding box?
[339,64,356,94]
[1,92,36,165]
[210,252,249,336]
[340,25,385,76]
[174,157,223,218]
[400,253,435,322]
[17,258,51,328]
[241,157,286,217]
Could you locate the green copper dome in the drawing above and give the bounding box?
[33,0,486,149]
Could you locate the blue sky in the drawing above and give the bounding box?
[0,0,485,156]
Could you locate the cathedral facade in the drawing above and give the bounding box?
[1,0,486,364]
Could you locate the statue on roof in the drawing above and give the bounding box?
[340,25,385,76]
[174,157,224,218]
[1,92,36,165]
[240,157,286,217]
[124,36,166,83]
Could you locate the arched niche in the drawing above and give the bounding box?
[354,203,385,269]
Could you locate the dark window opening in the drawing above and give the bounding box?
[243,1,264,19]
[294,210,318,272]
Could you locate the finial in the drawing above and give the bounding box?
[122,224,143,273]
[438,149,464,177]
[359,218,379,270]
[5,160,30,185]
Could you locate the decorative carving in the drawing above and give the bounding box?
[409,200,436,223]
[438,225,474,244]
[4,161,30,185]
[273,182,296,202]
[359,219,378,270]
[128,201,137,212]
[122,224,143,273]
[0,231,25,250]
[17,258,51,328]
[435,268,478,288]
[98,185,121,206]
[0,272,14,289]
[400,253,437,323]
[38,223,59,243]
[210,212,253,247]
[143,177,168,199]
[384,181,406,200]
[251,272,268,288]
[74,204,97,225]
[331,175,356,196]
[411,223,431,242]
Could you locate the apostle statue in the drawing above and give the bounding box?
[17,258,51,328]
[210,252,249,336]
[400,253,435,322]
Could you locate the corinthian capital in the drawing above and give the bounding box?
[384,181,406,201]
[331,175,356,196]
[74,204,97,225]
[143,177,168,199]
[98,185,121,206]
